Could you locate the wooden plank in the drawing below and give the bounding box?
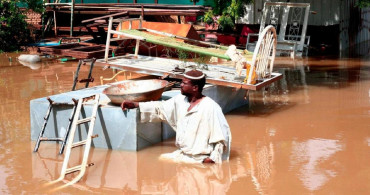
[81,11,128,24]
[145,29,229,50]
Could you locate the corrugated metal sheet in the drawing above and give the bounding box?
[339,0,370,54]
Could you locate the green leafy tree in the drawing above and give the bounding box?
[204,0,253,32]
[356,0,370,8]
[0,0,43,52]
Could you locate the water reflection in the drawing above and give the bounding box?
[0,165,10,194]
[31,145,137,192]
[247,142,275,194]
[32,143,233,194]
[152,164,231,194]
[290,139,343,191]
[18,60,41,70]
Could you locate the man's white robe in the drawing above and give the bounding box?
[139,94,231,163]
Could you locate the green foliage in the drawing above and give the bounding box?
[356,0,370,8]
[177,49,188,61]
[203,10,214,25]
[176,49,190,68]
[0,1,29,51]
[0,0,43,52]
[209,0,253,32]
[218,14,234,32]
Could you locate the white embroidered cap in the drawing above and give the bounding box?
[184,70,205,80]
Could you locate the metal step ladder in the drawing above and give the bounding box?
[72,58,96,91]
[34,97,79,155]
[50,94,100,186]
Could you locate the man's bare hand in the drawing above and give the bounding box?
[121,101,139,111]
[202,157,215,163]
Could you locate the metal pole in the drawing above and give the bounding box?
[104,17,113,62]
[141,4,144,19]
[33,97,54,152]
[59,98,78,154]
[85,58,96,88]
[70,0,75,37]
[139,15,142,29]
[72,60,83,91]
[53,11,57,36]
[42,0,46,38]
[134,39,140,57]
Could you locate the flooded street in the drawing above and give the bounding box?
[0,53,369,194]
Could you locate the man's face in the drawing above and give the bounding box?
[180,78,194,96]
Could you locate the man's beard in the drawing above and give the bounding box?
[180,89,190,96]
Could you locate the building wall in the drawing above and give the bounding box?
[239,0,341,26]
[339,0,370,56]
[238,0,369,55]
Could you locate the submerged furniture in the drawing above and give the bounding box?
[102,16,281,90]
[246,25,277,84]
[103,16,252,62]
[33,97,78,154]
[246,2,310,58]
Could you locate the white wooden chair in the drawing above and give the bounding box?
[246,25,277,84]
[246,2,310,58]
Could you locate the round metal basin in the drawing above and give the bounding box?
[103,79,169,105]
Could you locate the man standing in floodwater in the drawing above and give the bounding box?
[121,70,231,164]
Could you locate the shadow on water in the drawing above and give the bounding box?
[230,94,298,117]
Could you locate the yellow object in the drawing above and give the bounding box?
[243,63,257,84]
[100,70,131,85]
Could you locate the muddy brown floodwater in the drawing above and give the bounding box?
[0,53,369,194]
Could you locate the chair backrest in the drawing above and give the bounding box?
[259,2,310,52]
[247,25,277,84]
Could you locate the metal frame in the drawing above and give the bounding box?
[95,55,282,91]
[33,97,79,155]
[101,16,283,91]
[103,16,230,62]
[104,17,143,62]
[246,2,310,57]
[44,0,75,37]
[49,94,100,187]
[72,58,96,91]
